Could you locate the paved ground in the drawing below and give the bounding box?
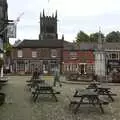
[0,76,120,120]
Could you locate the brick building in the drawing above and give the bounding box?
[63,42,95,75]
[11,10,64,74]
[104,43,120,75]
[11,39,63,74]
[62,42,120,76]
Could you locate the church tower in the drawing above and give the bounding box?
[39,9,58,40]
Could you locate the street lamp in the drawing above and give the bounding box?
[0,49,4,78]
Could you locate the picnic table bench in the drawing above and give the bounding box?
[87,83,117,102]
[29,80,60,102]
[32,85,60,102]
[96,86,117,101]
[69,89,108,114]
[26,79,45,83]
[26,79,45,91]
[32,84,60,102]
[87,81,100,89]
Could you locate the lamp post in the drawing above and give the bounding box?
[0,49,4,77]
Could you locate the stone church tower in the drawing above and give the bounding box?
[39,9,58,40]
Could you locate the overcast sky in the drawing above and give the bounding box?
[8,0,120,44]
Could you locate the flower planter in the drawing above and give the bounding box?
[0,93,5,105]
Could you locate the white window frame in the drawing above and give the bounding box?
[32,51,37,58]
[17,50,22,58]
[51,49,57,58]
[69,52,77,59]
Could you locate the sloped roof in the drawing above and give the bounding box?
[79,42,97,50]
[14,39,120,50]
[79,42,120,50]
[63,41,80,50]
[103,42,120,49]
[14,39,63,48]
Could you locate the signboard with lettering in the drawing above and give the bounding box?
[107,60,120,66]
[7,23,16,38]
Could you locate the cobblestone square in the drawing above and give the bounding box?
[0,76,120,120]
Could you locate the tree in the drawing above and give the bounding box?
[3,42,12,73]
[106,31,120,42]
[76,31,89,44]
[3,42,12,56]
[89,32,104,42]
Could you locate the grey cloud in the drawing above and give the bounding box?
[8,0,120,41]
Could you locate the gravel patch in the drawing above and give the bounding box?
[0,76,119,120]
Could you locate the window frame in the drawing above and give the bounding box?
[32,51,37,58]
[17,50,23,58]
[69,52,77,59]
[51,49,57,58]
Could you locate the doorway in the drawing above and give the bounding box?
[78,64,86,75]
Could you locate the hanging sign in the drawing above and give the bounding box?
[7,23,16,38]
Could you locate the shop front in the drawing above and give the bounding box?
[107,60,120,74]
[13,59,61,74]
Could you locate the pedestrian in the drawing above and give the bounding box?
[53,67,62,87]
[31,68,39,81]
[92,73,97,82]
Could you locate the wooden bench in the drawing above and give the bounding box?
[96,87,116,101]
[25,80,45,91]
[70,98,109,106]
[86,84,117,102]
[70,89,105,114]
[31,86,60,102]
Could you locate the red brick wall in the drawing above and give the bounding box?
[63,50,94,64]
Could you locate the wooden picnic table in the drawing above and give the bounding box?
[87,83,117,102]
[96,86,116,101]
[31,82,60,102]
[70,89,106,114]
[26,79,45,90]
[26,79,45,83]
[87,81,100,89]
